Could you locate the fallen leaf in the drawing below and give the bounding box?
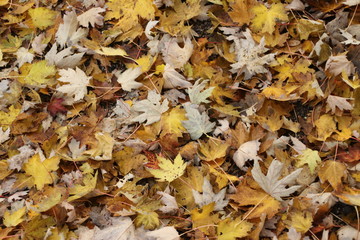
[57,67,92,103]
[296,148,321,174]
[327,95,353,114]
[217,217,253,240]
[233,139,261,170]
[3,207,26,227]
[192,178,229,211]
[132,90,169,125]
[77,7,105,27]
[318,160,347,190]
[115,67,143,91]
[251,3,288,34]
[182,103,215,140]
[230,185,280,219]
[23,154,60,190]
[251,159,302,201]
[147,154,186,182]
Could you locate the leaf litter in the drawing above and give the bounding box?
[0,0,360,239]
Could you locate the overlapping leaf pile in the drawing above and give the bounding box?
[0,0,360,239]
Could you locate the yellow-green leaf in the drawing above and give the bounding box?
[134,211,159,230]
[296,148,321,174]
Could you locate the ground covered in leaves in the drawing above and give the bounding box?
[0,0,360,239]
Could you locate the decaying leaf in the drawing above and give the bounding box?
[1,0,359,238]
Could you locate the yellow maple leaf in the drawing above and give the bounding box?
[105,0,155,32]
[3,207,26,227]
[0,0,8,6]
[335,187,360,207]
[147,154,187,182]
[134,199,161,230]
[274,58,314,82]
[68,172,98,202]
[318,160,347,191]
[0,105,21,130]
[262,84,300,101]
[217,217,253,240]
[198,139,229,161]
[314,114,336,141]
[19,60,56,87]
[288,211,313,233]
[191,203,219,234]
[296,148,321,174]
[212,104,240,117]
[342,72,360,89]
[23,154,60,190]
[251,3,288,34]
[289,19,324,40]
[28,7,57,30]
[160,106,187,139]
[94,46,127,56]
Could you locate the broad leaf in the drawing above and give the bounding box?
[251,159,302,201]
[57,67,91,103]
[147,154,186,182]
[182,103,215,140]
[132,90,169,125]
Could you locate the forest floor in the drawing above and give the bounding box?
[0,0,360,239]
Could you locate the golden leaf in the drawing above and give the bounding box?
[23,154,60,190]
[3,207,26,227]
[251,3,288,34]
[318,160,347,191]
[217,217,253,240]
[28,7,57,30]
[19,60,56,87]
[160,106,187,139]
